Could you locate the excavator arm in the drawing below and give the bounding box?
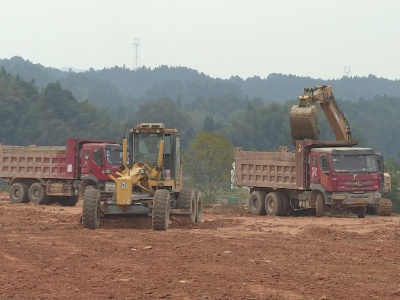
[290,85,352,145]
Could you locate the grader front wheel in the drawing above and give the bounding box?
[152,189,171,230]
[82,186,101,229]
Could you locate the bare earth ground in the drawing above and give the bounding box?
[1,192,400,300]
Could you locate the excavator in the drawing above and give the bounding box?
[289,85,392,216]
[290,85,351,144]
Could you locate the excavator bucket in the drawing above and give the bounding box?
[290,105,319,145]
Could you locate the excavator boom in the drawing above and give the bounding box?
[290,85,351,145]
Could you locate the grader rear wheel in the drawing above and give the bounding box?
[152,189,171,230]
[178,188,196,222]
[195,191,202,223]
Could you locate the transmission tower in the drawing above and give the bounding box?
[133,38,140,70]
[344,65,351,77]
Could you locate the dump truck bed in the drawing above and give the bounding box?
[0,145,72,180]
[234,147,297,189]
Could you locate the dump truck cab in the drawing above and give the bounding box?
[309,147,381,208]
[78,142,123,197]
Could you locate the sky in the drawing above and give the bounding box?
[1,0,399,80]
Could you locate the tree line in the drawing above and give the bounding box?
[1,63,400,209]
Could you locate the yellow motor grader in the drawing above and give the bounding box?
[82,123,202,229]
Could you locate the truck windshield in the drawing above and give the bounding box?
[105,146,123,165]
[332,154,378,173]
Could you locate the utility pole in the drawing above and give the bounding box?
[133,38,140,70]
[344,65,351,77]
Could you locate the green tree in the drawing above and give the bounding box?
[183,132,234,203]
[384,159,400,212]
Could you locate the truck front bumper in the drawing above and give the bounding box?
[330,192,381,207]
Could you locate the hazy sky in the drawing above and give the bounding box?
[1,0,399,79]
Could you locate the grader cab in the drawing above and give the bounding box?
[82,123,202,229]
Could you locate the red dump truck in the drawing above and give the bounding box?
[234,139,382,218]
[0,138,122,206]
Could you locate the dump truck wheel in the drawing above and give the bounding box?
[178,188,195,222]
[152,189,170,230]
[279,192,290,216]
[10,183,29,203]
[265,192,283,216]
[248,191,267,215]
[195,191,202,223]
[58,196,79,206]
[28,182,49,205]
[355,206,366,218]
[82,186,101,229]
[316,192,325,217]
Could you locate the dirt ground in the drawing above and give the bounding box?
[1,192,400,300]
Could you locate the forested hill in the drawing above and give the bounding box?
[1,56,400,160]
[1,56,400,111]
[0,67,122,146]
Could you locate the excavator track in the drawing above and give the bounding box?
[376,198,393,216]
[290,105,319,145]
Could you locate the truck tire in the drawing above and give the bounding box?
[195,191,202,223]
[279,192,290,216]
[9,183,29,203]
[178,188,196,222]
[152,189,170,230]
[248,191,267,215]
[28,182,49,205]
[316,192,325,217]
[355,206,366,218]
[82,186,101,229]
[58,196,79,206]
[265,192,283,216]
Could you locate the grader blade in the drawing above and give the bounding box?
[290,105,319,145]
